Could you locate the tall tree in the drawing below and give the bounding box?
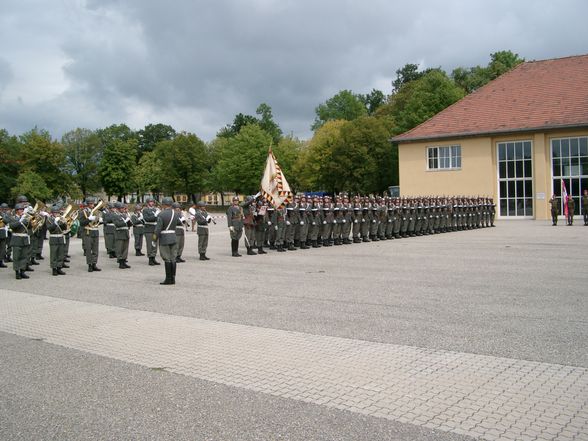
[132,150,162,201]
[62,128,102,198]
[452,50,525,93]
[19,128,71,199]
[155,133,209,201]
[392,64,437,92]
[312,90,367,131]
[256,103,282,144]
[359,89,386,115]
[100,138,138,200]
[215,124,272,194]
[272,135,303,190]
[0,129,21,203]
[386,69,465,134]
[137,123,176,156]
[217,113,259,138]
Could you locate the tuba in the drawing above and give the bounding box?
[30,201,47,233]
[88,199,105,228]
[63,203,80,230]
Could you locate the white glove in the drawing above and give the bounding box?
[180,216,186,222]
[354,220,358,224]
[88,215,96,221]
[312,222,316,225]
[267,221,272,226]
[322,221,326,225]
[154,209,161,216]
[342,220,346,223]
[286,221,291,226]
[361,219,365,223]
[40,211,49,216]
[125,217,131,223]
[229,226,235,232]
[205,215,212,222]
[300,221,304,225]
[274,225,278,231]
[26,206,34,214]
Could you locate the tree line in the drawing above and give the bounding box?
[0,51,523,204]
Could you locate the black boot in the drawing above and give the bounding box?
[30,258,40,265]
[247,247,257,255]
[277,244,286,252]
[258,247,267,254]
[25,265,34,272]
[109,251,116,259]
[119,259,131,269]
[135,249,145,256]
[312,240,318,248]
[88,264,94,273]
[36,254,44,260]
[20,270,29,279]
[16,270,22,280]
[61,263,70,268]
[92,264,102,272]
[53,268,59,276]
[232,239,241,257]
[0,260,6,268]
[199,253,207,261]
[56,267,66,275]
[288,242,296,251]
[171,261,176,284]
[5,256,12,262]
[176,256,186,263]
[160,262,173,285]
[269,242,276,250]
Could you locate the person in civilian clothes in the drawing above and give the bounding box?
[155,197,181,285]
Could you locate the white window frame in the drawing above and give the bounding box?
[496,140,533,218]
[427,145,461,170]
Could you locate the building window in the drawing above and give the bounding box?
[427,145,461,170]
[552,136,588,215]
[497,141,533,217]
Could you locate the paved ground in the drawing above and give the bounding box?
[0,220,587,440]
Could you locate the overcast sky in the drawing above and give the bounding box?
[1,0,587,141]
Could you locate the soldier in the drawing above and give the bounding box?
[332,195,343,245]
[155,197,180,285]
[254,200,268,254]
[173,202,187,263]
[131,204,145,256]
[78,197,102,272]
[582,189,588,226]
[103,202,116,259]
[274,203,288,252]
[321,196,334,246]
[227,195,258,257]
[112,202,132,269]
[0,203,9,268]
[7,203,32,279]
[46,205,67,276]
[566,196,575,226]
[308,197,322,248]
[351,196,362,243]
[285,198,299,250]
[369,198,380,241]
[266,204,276,249]
[298,196,310,249]
[341,195,353,244]
[142,197,161,265]
[193,201,212,260]
[242,196,257,255]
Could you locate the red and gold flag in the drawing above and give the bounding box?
[260,148,292,209]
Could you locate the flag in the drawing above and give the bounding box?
[561,179,568,217]
[260,148,292,209]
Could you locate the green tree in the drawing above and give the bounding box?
[100,138,138,200]
[392,64,437,92]
[295,120,346,192]
[0,129,21,203]
[62,128,102,198]
[359,89,386,115]
[256,103,282,144]
[217,113,259,138]
[19,128,71,199]
[207,137,230,205]
[137,123,176,156]
[272,135,303,190]
[132,150,162,201]
[11,170,52,201]
[386,69,465,134]
[155,132,209,201]
[452,50,524,93]
[216,124,272,194]
[312,90,367,131]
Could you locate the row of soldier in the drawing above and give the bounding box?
[0,196,213,284]
[227,194,496,256]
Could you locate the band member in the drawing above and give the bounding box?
[173,202,186,263]
[7,203,32,279]
[130,204,145,256]
[78,196,102,272]
[193,201,212,260]
[0,203,9,268]
[46,205,67,276]
[112,202,132,269]
[155,197,180,285]
[143,197,161,265]
[103,202,116,258]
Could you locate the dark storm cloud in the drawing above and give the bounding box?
[1,0,587,140]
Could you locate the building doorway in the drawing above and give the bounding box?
[551,136,588,215]
[497,141,533,217]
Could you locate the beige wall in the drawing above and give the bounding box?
[398,129,588,220]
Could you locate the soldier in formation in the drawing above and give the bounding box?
[193,201,213,260]
[154,197,181,285]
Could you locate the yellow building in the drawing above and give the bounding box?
[392,54,588,220]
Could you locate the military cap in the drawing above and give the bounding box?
[197,201,206,207]
[0,203,8,208]
[14,203,26,210]
[85,196,97,204]
[172,202,181,209]
[51,205,61,213]
[114,202,123,209]
[134,204,143,209]
[107,202,115,208]
[16,195,28,203]
[162,196,174,205]
[146,196,155,202]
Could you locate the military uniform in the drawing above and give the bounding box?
[173,203,187,262]
[582,192,588,225]
[112,203,131,268]
[274,205,288,252]
[130,206,145,256]
[308,201,322,247]
[567,198,575,225]
[7,204,31,279]
[78,198,102,272]
[254,201,268,254]
[0,204,9,268]
[103,204,116,258]
[46,206,67,275]
[194,201,212,260]
[142,199,161,265]
[298,198,310,249]
[227,197,245,257]
[242,197,258,255]
[155,198,180,285]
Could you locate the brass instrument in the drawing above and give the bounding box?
[30,201,47,233]
[88,199,106,228]
[62,203,80,230]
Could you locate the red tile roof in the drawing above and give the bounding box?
[392,54,588,143]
